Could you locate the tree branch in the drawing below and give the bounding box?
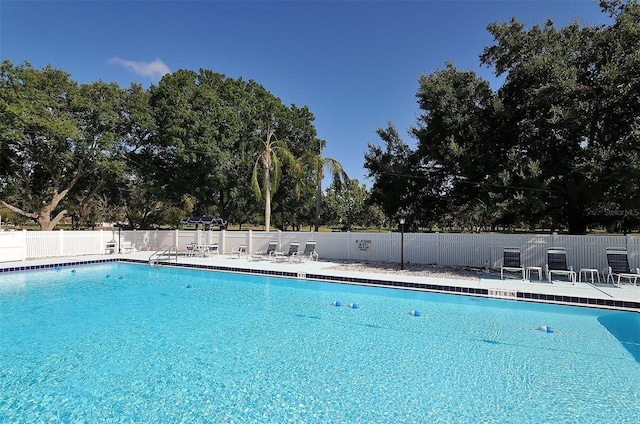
[0,199,38,219]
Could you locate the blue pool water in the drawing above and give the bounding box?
[1,263,639,423]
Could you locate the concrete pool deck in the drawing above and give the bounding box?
[1,251,639,312]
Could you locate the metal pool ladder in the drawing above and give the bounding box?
[149,245,178,266]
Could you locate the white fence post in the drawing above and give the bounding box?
[346,231,351,261]
[22,229,28,261]
[58,229,64,257]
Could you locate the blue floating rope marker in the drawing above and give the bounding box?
[118,276,124,280]
[185,284,193,289]
[409,310,421,317]
[71,269,76,273]
[332,301,342,307]
[348,303,359,309]
[54,267,61,272]
[106,274,111,278]
[538,325,554,333]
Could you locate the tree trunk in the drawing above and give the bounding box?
[562,174,591,235]
[37,209,68,231]
[0,199,67,231]
[566,206,588,235]
[264,168,271,232]
[314,181,322,232]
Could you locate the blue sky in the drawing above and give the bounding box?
[1,0,609,185]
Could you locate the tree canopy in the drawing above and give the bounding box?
[365,0,640,234]
[0,62,345,230]
[2,1,637,234]
[0,61,126,230]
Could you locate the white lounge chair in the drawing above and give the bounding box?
[251,240,278,261]
[293,240,318,262]
[272,241,300,262]
[605,248,639,286]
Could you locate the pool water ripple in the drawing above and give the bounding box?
[1,263,639,423]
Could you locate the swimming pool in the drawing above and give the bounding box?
[1,263,638,423]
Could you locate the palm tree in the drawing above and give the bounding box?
[251,128,298,232]
[301,151,349,231]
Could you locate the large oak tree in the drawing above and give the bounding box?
[0,61,125,230]
[365,0,640,234]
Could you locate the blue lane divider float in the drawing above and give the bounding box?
[538,325,554,333]
[54,267,61,272]
[119,276,124,280]
[71,269,76,274]
[106,274,111,278]
[409,310,421,317]
[331,301,358,308]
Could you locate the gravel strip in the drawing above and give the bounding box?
[328,260,484,281]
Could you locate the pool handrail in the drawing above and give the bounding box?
[149,245,178,266]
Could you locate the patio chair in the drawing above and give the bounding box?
[251,240,278,261]
[293,240,318,262]
[231,244,248,259]
[121,241,135,254]
[605,248,639,286]
[186,242,198,257]
[105,241,117,255]
[203,243,219,257]
[545,247,576,283]
[500,247,525,280]
[272,241,300,262]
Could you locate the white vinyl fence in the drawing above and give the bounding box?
[1,229,638,272]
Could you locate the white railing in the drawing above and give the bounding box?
[1,229,638,271]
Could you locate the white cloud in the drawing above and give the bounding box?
[108,57,170,79]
